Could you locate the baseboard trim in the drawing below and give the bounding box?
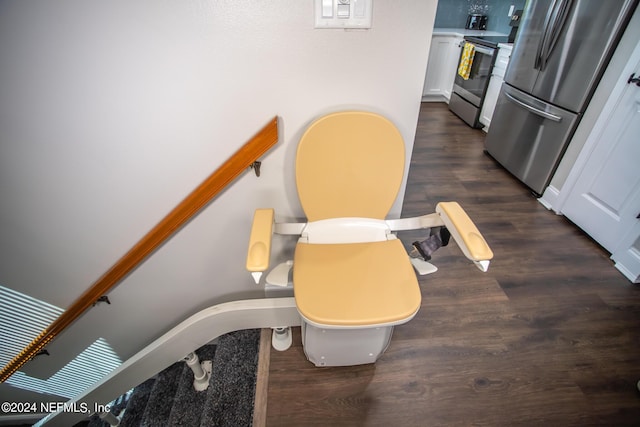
[252,328,272,427]
[538,185,562,213]
[615,262,640,284]
[421,95,448,103]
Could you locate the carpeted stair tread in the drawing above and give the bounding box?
[118,377,156,427]
[79,330,260,426]
[138,361,185,426]
[83,392,131,427]
[164,344,217,426]
[199,329,260,427]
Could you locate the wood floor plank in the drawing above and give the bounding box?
[252,328,272,427]
[266,103,640,426]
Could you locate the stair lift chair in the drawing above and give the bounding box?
[246,111,493,367]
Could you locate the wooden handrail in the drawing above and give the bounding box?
[0,116,279,382]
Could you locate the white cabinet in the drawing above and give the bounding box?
[422,35,463,102]
[480,77,503,130]
[480,44,512,131]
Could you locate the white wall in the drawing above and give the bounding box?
[0,0,436,377]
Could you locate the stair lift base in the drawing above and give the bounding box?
[184,352,212,391]
[99,410,121,426]
[301,322,393,367]
[271,327,292,351]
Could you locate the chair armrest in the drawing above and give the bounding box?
[436,202,493,270]
[246,209,275,283]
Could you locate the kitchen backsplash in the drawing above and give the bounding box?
[435,0,526,34]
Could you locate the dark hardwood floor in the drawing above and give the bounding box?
[265,103,640,426]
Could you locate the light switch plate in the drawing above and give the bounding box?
[314,0,373,29]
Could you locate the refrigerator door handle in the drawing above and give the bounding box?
[535,0,559,70]
[505,92,563,122]
[540,0,573,70]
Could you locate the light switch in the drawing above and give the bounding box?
[322,0,333,18]
[337,3,350,18]
[354,0,366,17]
[314,0,373,29]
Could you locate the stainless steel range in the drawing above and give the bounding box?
[449,35,508,128]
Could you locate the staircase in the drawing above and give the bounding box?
[80,329,261,427]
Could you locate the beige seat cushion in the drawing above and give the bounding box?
[294,239,421,327]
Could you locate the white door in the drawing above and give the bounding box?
[561,82,640,252]
[560,42,640,281]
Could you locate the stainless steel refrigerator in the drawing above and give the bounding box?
[484,0,638,195]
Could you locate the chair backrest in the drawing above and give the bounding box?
[296,111,405,222]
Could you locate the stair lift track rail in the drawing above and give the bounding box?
[38,298,301,426]
[0,117,279,383]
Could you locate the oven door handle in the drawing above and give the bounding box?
[504,93,562,122]
[474,45,495,56]
[458,42,494,56]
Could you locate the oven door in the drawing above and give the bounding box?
[453,42,496,107]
